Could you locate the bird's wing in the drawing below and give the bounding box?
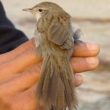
[47,18,73,49]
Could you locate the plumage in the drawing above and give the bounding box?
[24,2,81,110]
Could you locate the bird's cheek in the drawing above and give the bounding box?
[35,13,42,22]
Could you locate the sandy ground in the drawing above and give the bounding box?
[1,0,110,110]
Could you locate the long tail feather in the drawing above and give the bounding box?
[37,55,77,110]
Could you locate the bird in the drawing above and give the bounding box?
[23,2,81,110]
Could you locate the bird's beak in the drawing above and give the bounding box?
[22,8,33,12]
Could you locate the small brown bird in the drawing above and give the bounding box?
[23,2,81,110]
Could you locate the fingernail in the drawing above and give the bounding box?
[75,74,83,86]
[86,57,99,68]
[75,74,81,79]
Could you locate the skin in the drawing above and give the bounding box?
[0,38,99,110]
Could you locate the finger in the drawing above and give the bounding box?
[74,74,83,87]
[0,40,99,80]
[0,39,42,80]
[0,56,98,96]
[0,65,40,96]
[73,42,100,57]
[0,48,40,82]
[71,57,99,73]
[0,40,33,64]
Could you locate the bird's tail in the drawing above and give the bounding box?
[37,55,77,110]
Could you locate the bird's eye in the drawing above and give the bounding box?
[38,9,43,12]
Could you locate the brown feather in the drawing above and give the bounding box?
[29,2,80,110]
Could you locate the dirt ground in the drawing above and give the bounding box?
[1,0,110,110]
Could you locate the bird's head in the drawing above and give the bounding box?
[23,2,67,22]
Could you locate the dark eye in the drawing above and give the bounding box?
[38,9,43,12]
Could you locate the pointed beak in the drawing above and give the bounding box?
[22,8,33,12]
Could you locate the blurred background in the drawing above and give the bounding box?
[2,0,110,110]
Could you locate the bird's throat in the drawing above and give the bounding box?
[35,13,42,22]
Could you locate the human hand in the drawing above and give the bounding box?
[0,39,99,110]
